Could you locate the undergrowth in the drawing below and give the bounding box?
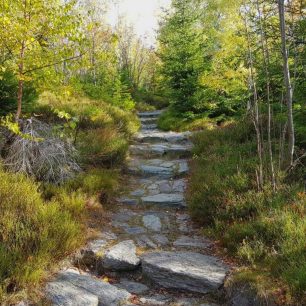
[0,91,139,303]
[188,122,306,304]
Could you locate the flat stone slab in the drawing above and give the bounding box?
[46,280,99,306]
[140,117,158,124]
[128,159,189,178]
[117,279,149,294]
[54,271,131,306]
[142,251,229,293]
[143,215,162,231]
[130,143,192,158]
[102,240,140,271]
[173,236,212,249]
[142,123,158,130]
[141,193,185,207]
[151,234,169,246]
[135,131,191,144]
[139,295,172,305]
[138,110,163,118]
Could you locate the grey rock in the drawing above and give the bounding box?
[81,240,107,265]
[140,117,158,124]
[130,189,146,196]
[151,234,169,246]
[46,280,99,306]
[56,271,131,306]
[130,144,192,158]
[111,221,130,229]
[102,240,140,271]
[112,211,137,223]
[117,279,149,294]
[141,193,185,207]
[138,110,163,117]
[139,295,172,305]
[128,159,189,178]
[124,226,146,235]
[136,235,158,249]
[143,215,162,231]
[173,236,212,249]
[118,197,138,205]
[142,251,229,294]
[101,231,118,241]
[142,123,157,130]
[135,131,191,144]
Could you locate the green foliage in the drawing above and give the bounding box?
[0,71,37,115]
[158,0,205,114]
[0,168,84,302]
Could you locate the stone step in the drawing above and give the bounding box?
[129,143,192,158]
[46,270,131,306]
[135,131,192,144]
[138,110,163,118]
[141,252,229,294]
[141,123,158,130]
[141,193,185,207]
[127,178,186,198]
[140,117,158,125]
[127,159,189,178]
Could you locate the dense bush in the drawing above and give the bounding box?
[188,123,306,302]
[0,168,84,302]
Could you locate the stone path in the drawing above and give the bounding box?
[46,110,230,306]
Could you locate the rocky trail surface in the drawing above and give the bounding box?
[46,110,231,306]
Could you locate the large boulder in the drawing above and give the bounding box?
[142,251,229,294]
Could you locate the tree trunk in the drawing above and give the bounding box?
[16,41,25,121]
[257,0,276,190]
[278,0,295,166]
[243,8,264,190]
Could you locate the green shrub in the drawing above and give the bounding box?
[0,168,84,301]
[77,127,128,167]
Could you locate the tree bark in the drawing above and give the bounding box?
[16,41,25,121]
[257,0,276,190]
[243,7,264,190]
[278,0,295,166]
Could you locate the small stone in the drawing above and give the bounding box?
[151,234,169,246]
[101,231,118,241]
[173,236,212,249]
[81,239,107,265]
[118,198,138,205]
[118,279,149,294]
[136,235,158,249]
[141,193,185,207]
[102,240,140,271]
[139,295,172,306]
[143,215,162,232]
[124,226,146,235]
[112,211,137,223]
[130,189,146,196]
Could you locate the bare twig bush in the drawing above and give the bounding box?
[3,118,80,183]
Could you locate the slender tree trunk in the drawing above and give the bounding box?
[257,0,276,190]
[243,9,264,190]
[16,41,25,121]
[278,0,295,166]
